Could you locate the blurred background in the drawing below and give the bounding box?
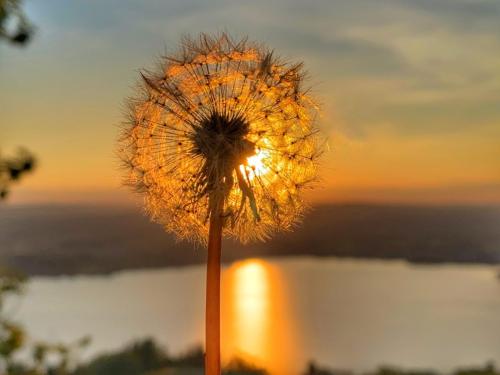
[0,1,499,375]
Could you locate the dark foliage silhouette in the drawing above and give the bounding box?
[0,148,35,199]
[0,0,33,46]
[0,268,89,375]
[72,339,267,375]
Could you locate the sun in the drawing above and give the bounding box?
[240,148,270,180]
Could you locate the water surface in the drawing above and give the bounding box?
[14,257,500,374]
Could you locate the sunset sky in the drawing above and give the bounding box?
[1,0,499,205]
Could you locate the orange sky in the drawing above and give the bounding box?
[1,0,499,205]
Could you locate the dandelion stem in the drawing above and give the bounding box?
[205,198,223,375]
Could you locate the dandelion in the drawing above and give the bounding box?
[118,33,323,375]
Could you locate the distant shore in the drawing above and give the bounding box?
[1,203,499,276]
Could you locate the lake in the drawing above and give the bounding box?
[13,257,500,375]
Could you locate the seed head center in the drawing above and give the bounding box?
[192,113,256,173]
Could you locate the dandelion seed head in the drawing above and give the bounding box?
[119,33,324,244]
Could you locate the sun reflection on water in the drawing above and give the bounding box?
[222,259,297,375]
[232,260,269,359]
